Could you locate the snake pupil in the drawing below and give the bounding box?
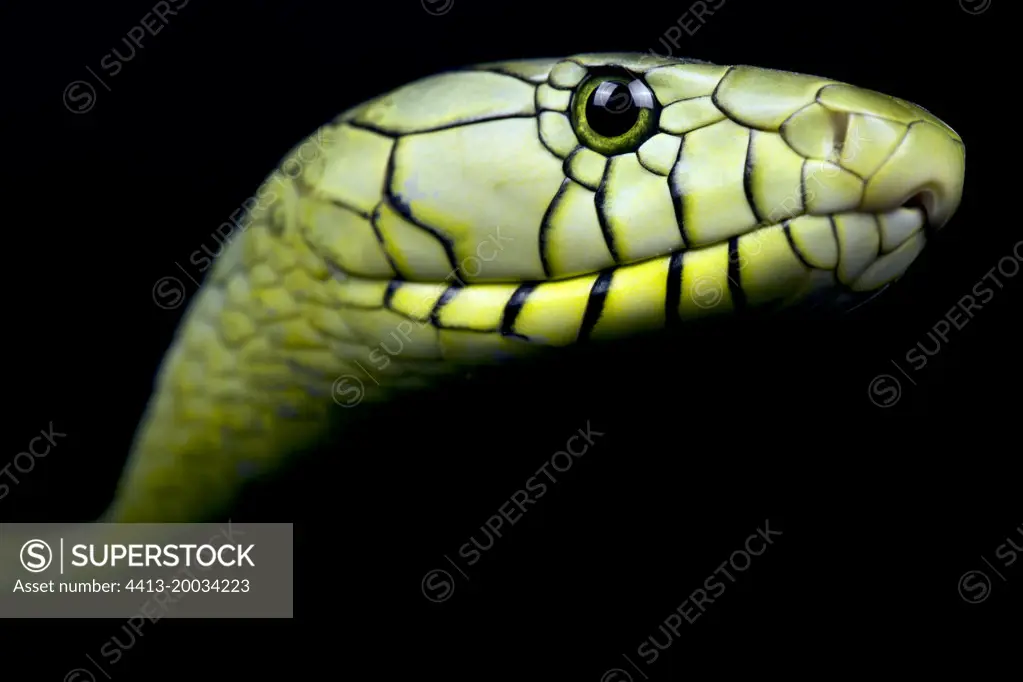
[585,80,650,138]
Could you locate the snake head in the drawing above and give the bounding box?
[110,54,967,525]
[296,52,964,345]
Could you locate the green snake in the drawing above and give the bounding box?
[50,53,975,525]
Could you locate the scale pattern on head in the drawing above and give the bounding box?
[299,53,962,295]
[105,53,964,523]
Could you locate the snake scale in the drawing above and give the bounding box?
[62,53,975,525]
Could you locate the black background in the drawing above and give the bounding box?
[2,0,1017,679]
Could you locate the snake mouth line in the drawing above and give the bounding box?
[360,204,934,351]
[522,203,931,293]
[899,192,934,233]
[364,205,929,319]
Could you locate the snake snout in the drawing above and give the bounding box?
[828,117,962,235]
[820,86,966,231]
[860,120,965,230]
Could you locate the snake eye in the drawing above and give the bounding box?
[570,71,659,156]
